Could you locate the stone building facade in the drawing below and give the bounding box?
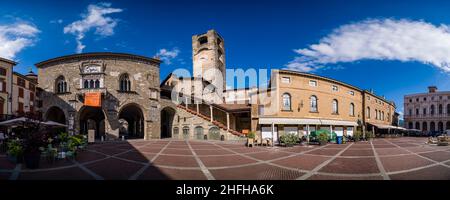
[404,86,450,133]
[0,57,38,119]
[0,58,15,117]
[36,53,161,140]
[251,69,397,142]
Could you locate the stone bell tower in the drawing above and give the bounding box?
[192,29,226,90]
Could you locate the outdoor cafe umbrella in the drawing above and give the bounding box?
[0,117,66,128]
[42,120,67,128]
[0,117,40,127]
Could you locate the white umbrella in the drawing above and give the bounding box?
[43,121,67,127]
[0,117,40,127]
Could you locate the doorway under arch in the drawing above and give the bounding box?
[45,106,67,133]
[208,127,221,140]
[161,107,176,139]
[79,106,105,139]
[119,104,145,139]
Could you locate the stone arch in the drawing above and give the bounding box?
[208,126,221,140]
[430,121,436,132]
[438,121,444,132]
[161,106,176,139]
[194,126,204,140]
[182,126,190,139]
[78,106,107,139]
[118,103,145,139]
[45,106,67,133]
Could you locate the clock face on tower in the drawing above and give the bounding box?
[84,65,102,73]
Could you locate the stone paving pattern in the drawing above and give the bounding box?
[1,137,450,180]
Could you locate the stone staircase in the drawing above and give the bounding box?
[176,104,245,138]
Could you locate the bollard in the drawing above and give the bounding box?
[122,136,125,141]
[101,136,104,142]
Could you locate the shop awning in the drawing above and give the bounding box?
[369,123,405,130]
[320,119,358,126]
[258,117,357,126]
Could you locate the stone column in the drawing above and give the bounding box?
[271,122,275,147]
[196,103,200,114]
[226,112,230,130]
[210,105,213,122]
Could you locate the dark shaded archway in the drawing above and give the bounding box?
[161,107,176,139]
[45,106,67,133]
[79,106,105,139]
[119,104,145,139]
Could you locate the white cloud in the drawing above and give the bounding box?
[64,2,123,53]
[0,22,40,59]
[286,18,450,73]
[156,48,180,65]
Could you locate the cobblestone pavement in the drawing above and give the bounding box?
[1,137,450,180]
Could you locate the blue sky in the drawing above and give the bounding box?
[2,0,450,118]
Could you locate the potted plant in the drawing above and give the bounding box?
[7,139,23,163]
[20,116,48,169]
[247,131,255,147]
[317,133,329,146]
[280,133,298,147]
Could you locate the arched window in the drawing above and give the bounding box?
[423,108,427,115]
[310,95,318,112]
[195,126,204,140]
[332,99,338,114]
[447,104,450,115]
[375,109,378,119]
[415,122,420,130]
[367,107,370,119]
[55,76,67,94]
[95,80,100,88]
[381,111,384,121]
[431,105,435,115]
[89,80,94,88]
[422,122,427,131]
[438,104,443,114]
[446,121,450,130]
[173,127,179,135]
[349,103,355,116]
[438,122,444,132]
[120,74,131,92]
[430,122,436,132]
[408,122,413,129]
[282,93,291,111]
[198,36,208,45]
[183,126,190,139]
[84,80,89,89]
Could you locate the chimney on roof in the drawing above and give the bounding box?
[428,86,437,93]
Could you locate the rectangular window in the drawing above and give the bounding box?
[281,77,291,84]
[17,78,25,87]
[19,88,24,98]
[332,85,338,91]
[0,68,6,76]
[258,105,265,116]
[29,83,35,91]
[18,102,24,113]
[309,80,317,87]
[30,92,34,101]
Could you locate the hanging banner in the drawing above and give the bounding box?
[85,92,101,107]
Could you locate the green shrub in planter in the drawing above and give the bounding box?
[247,132,256,139]
[280,133,299,147]
[7,139,23,163]
[317,133,329,145]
